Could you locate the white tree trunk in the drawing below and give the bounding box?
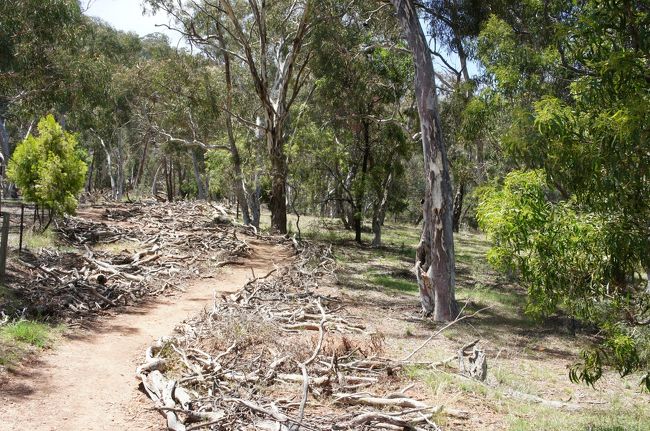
[391,0,457,321]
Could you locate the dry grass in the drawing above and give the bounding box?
[306,218,650,430]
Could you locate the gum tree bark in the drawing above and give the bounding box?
[391,0,457,321]
[0,98,10,161]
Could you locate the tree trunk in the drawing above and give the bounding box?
[452,182,465,233]
[250,166,262,229]
[372,173,393,247]
[177,159,184,198]
[337,165,353,230]
[354,215,362,243]
[0,98,10,161]
[268,128,288,234]
[191,150,207,199]
[85,149,95,193]
[116,132,125,200]
[354,121,371,244]
[134,138,149,190]
[164,157,174,202]
[451,9,471,85]
[335,189,349,229]
[98,136,118,199]
[392,0,457,321]
[152,160,163,197]
[171,159,176,200]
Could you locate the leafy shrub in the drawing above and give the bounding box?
[477,170,650,389]
[7,114,87,216]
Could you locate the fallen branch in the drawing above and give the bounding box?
[402,307,490,361]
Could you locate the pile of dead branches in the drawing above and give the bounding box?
[137,244,468,430]
[9,202,249,322]
[56,216,132,244]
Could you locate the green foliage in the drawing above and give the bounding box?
[7,115,87,215]
[205,149,233,199]
[476,0,650,390]
[477,170,650,389]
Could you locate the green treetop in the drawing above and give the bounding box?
[7,114,87,216]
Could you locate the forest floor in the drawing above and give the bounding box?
[0,205,648,431]
[288,214,650,430]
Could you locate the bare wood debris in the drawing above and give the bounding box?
[8,201,250,322]
[137,243,469,430]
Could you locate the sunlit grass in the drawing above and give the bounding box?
[0,320,62,367]
[8,228,56,250]
[0,321,52,348]
[505,401,650,431]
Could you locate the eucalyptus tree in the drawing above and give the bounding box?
[69,20,144,200]
[477,0,650,388]
[147,0,315,233]
[419,0,507,231]
[127,49,216,200]
[389,0,457,321]
[296,1,415,245]
[0,0,83,160]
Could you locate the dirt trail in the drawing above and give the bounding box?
[0,241,291,431]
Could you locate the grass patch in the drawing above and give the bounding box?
[0,320,59,368]
[8,228,56,250]
[0,321,52,347]
[458,283,526,314]
[506,402,650,431]
[368,273,418,295]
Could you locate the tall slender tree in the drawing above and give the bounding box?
[390,0,457,321]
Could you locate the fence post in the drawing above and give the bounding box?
[0,212,9,281]
[19,204,25,255]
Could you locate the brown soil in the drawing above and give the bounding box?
[0,240,292,431]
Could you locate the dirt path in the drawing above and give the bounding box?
[0,241,291,431]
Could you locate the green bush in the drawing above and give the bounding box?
[7,114,87,216]
[476,170,650,390]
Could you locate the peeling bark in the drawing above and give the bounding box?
[391,0,457,321]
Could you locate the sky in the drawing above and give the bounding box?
[84,0,185,47]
